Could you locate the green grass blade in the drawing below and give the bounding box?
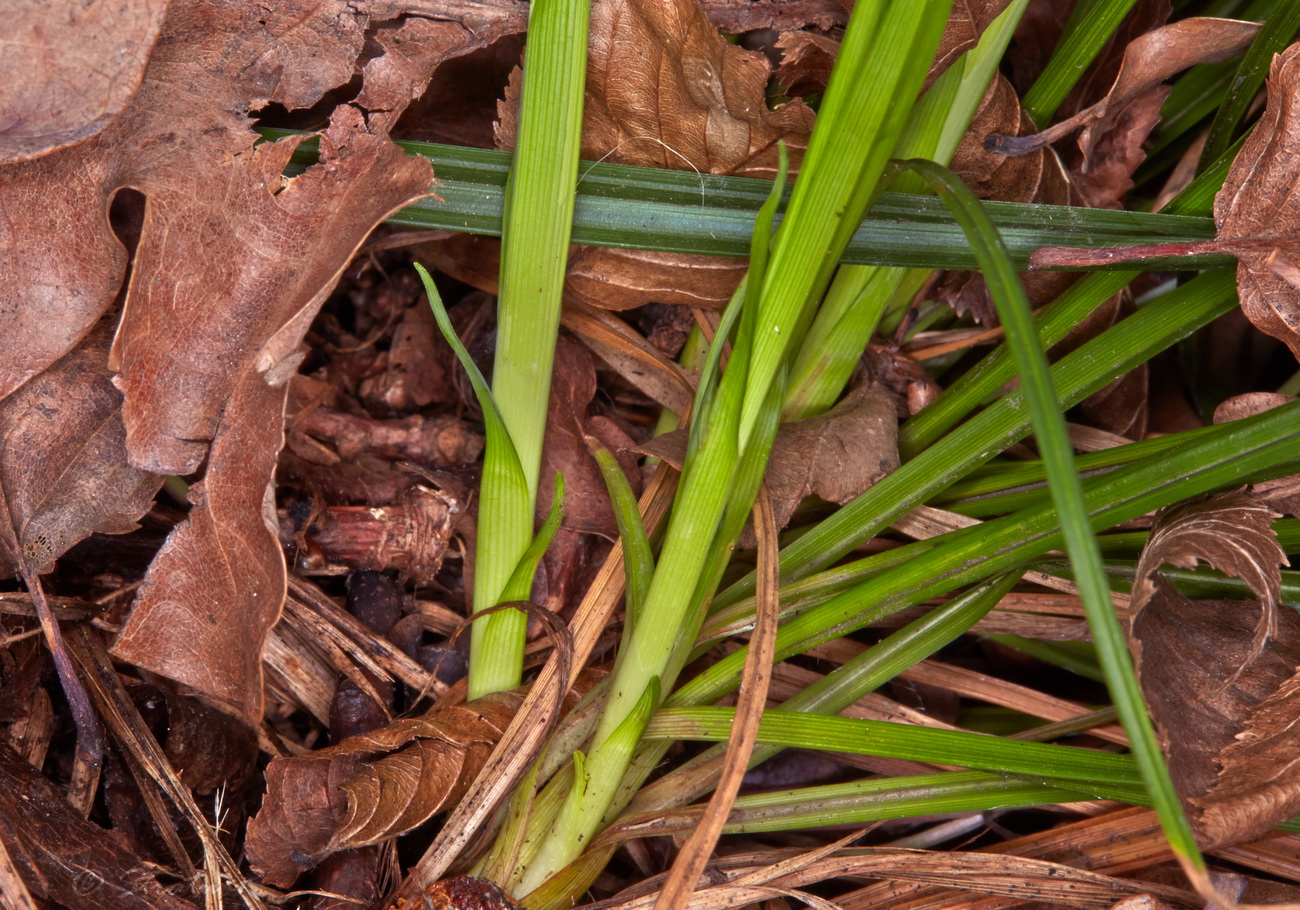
[589,444,653,629]
[647,708,1141,796]
[896,158,1203,869]
[716,269,1238,611]
[739,0,953,447]
[472,0,590,697]
[1021,0,1139,125]
[1200,2,1300,166]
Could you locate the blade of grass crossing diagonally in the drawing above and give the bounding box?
[472,0,590,698]
[877,159,1206,876]
[1021,0,1138,125]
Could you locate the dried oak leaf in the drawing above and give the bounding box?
[111,363,293,724]
[0,0,525,471]
[1,0,167,164]
[1214,44,1300,361]
[0,743,194,909]
[0,320,161,578]
[246,691,521,888]
[1129,491,1300,847]
[494,0,815,313]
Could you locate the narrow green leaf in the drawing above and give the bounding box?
[647,708,1141,797]
[894,157,1202,869]
[589,444,653,629]
[1022,0,1138,125]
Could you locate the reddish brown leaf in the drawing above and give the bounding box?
[774,31,841,99]
[950,73,1045,207]
[111,366,292,723]
[0,320,161,577]
[0,744,195,909]
[1213,44,1300,361]
[246,691,521,888]
[0,0,524,473]
[1129,491,1300,847]
[1,0,167,164]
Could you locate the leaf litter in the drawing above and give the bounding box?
[4,1,1300,909]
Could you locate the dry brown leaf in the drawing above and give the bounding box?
[1213,44,1300,361]
[639,377,898,537]
[0,743,195,909]
[1,0,167,164]
[774,31,841,99]
[0,0,525,472]
[567,0,815,177]
[111,366,292,724]
[990,19,1259,165]
[1129,491,1300,848]
[0,320,161,577]
[951,73,1045,206]
[246,690,521,888]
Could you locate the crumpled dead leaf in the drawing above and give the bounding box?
[0,320,161,578]
[246,690,521,888]
[1129,491,1300,847]
[1212,44,1300,362]
[2,0,527,717]
[0,0,167,164]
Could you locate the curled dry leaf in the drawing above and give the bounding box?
[246,691,521,888]
[111,366,293,724]
[988,19,1259,165]
[1,0,167,164]
[1129,491,1300,847]
[0,321,161,578]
